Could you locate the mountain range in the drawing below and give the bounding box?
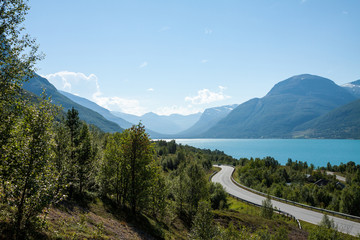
[202,74,358,138]
[22,75,123,133]
[22,74,360,139]
[342,80,360,98]
[111,111,201,135]
[176,104,238,137]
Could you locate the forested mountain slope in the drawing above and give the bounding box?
[59,90,133,129]
[22,74,123,133]
[293,99,360,139]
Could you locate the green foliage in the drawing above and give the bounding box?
[62,107,99,198]
[188,200,217,240]
[1,99,63,238]
[261,195,273,219]
[308,215,340,240]
[217,223,252,240]
[236,157,360,216]
[122,123,156,214]
[101,132,127,204]
[340,185,360,216]
[209,182,228,210]
[100,123,162,215]
[0,0,42,94]
[77,124,94,194]
[184,162,210,221]
[53,119,71,188]
[148,167,167,219]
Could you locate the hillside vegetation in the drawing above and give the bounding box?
[234,157,360,216]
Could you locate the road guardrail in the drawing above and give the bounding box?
[211,165,302,229]
[227,166,360,222]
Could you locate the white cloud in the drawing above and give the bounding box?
[185,86,230,105]
[139,61,148,68]
[204,28,213,34]
[201,59,209,63]
[45,71,99,96]
[45,71,146,115]
[92,92,145,116]
[147,88,155,92]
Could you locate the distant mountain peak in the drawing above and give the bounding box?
[342,80,360,99]
[202,74,356,138]
[350,79,360,86]
[267,74,339,97]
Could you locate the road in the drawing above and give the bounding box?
[326,171,346,182]
[212,165,360,236]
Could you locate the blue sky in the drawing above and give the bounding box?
[26,0,360,116]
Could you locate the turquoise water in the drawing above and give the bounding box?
[172,139,360,167]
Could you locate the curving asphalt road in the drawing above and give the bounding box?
[212,165,360,236]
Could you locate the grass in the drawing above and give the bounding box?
[212,196,308,239]
[45,199,152,240]
[226,195,360,239]
[42,196,192,240]
[300,220,360,240]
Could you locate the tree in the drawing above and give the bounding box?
[148,164,167,219]
[121,123,156,214]
[209,182,228,210]
[0,0,41,206]
[261,195,273,219]
[340,185,360,216]
[101,132,129,206]
[77,124,93,194]
[53,119,71,190]
[66,107,81,143]
[188,201,217,240]
[4,99,62,238]
[173,164,188,217]
[308,214,339,240]
[65,107,81,197]
[184,161,209,222]
[0,0,41,98]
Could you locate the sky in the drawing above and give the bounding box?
[25,0,360,116]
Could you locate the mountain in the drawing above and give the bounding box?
[22,74,123,133]
[112,111,202,135]
[58,90,166,138]
[203,74,356,138]
[342,80,360,98]
[293,99,360,139]
[59,90,133,129]
[177,104,238,137]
